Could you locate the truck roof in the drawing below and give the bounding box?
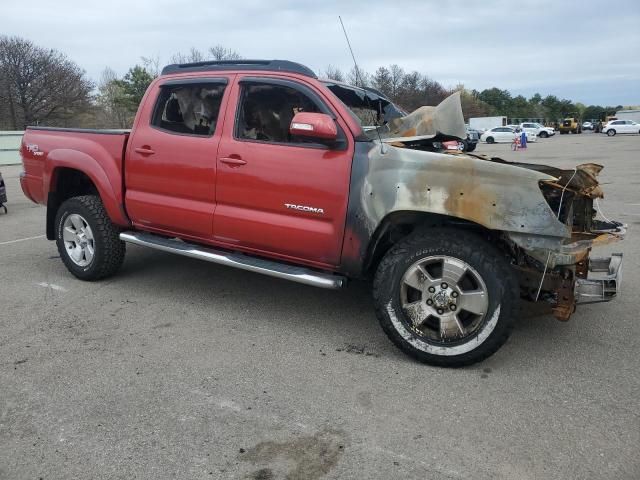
[160,59,317,78]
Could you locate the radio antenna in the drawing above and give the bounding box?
[338,16,386,152]
[339,16,363,87]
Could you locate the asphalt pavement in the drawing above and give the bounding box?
[1,131,639,479]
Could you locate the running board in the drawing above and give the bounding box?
[119,231,346,290]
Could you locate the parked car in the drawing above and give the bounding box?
[602,120,640,136]
[582,121,593,130]
[441,132,476,152]
[481,126,536,143]
[464,128,479,151]
[520,122,555,138]
[19,59,624,367]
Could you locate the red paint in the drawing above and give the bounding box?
[20,129,130,226]
[290,112,337,140]
[19,68,364,269]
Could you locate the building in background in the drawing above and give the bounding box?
[615,109,640,123]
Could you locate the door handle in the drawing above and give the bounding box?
[220,157,247,166]
[134,146,155,155]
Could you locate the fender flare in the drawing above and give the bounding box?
[45,148,129,227]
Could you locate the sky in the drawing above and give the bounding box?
[2,0,639,106]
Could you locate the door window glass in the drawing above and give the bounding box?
[236,82,322,144]
[151,83,226,136]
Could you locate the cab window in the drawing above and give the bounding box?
[151,82,226,136]
[235,82,322,144]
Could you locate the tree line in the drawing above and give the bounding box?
[0,35,629,130]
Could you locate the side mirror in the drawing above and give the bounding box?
[289,112,337,141]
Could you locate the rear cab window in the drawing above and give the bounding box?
[151,79,228,136]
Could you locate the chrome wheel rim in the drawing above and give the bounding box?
[400,256,489,344]
[63,214,95,267]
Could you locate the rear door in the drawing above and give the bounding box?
[125,77,231,239]
[213,76,353,267]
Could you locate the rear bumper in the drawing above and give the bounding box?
[575,253,623,304]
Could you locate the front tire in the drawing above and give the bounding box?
[372,228,518,367]
[466,142,477,152]
[539,131,548,138]
[55,195,126,281]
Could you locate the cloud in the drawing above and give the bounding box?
[2,0,639,104]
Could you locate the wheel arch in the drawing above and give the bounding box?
[46,165,127,240]
[362,210,499,277]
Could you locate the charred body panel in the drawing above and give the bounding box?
[339,141,624,321]
[341,142,567,275]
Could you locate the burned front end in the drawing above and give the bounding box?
[331,88,624,322]
[505,163,624,320]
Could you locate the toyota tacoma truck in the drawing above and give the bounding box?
[20,60,625,367]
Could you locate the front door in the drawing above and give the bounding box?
[214,76,353,267]
[125,77,231,239]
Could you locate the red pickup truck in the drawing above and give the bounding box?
[20,59,624,366]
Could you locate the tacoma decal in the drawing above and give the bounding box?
[284,203,324,214]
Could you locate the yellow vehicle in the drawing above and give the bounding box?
[558,117,582,134]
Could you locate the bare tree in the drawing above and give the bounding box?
[0,35,93,128]
[388,64,405,101]
[171,45,242,64]
[208,45,241,61]
[347,66,369,87]
[140,55,161,77]
[170,47,206,64]
[322,65,345,82]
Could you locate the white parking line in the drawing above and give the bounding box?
[36,282,68,292]
[0,234,45,245]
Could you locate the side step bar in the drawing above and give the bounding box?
[119,231,346,290]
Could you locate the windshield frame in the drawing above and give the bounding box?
[320,80,407,132]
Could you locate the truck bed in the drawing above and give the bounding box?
[20,126,130,206]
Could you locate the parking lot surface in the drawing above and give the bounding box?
[1,132,639,479]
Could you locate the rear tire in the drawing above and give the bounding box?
[607,129,616,136]
[486,137,495,144]
[372,228,518,367]
[55,195,126,281]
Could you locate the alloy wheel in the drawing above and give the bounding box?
[400,255,489,344]
[62,213,95,267]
